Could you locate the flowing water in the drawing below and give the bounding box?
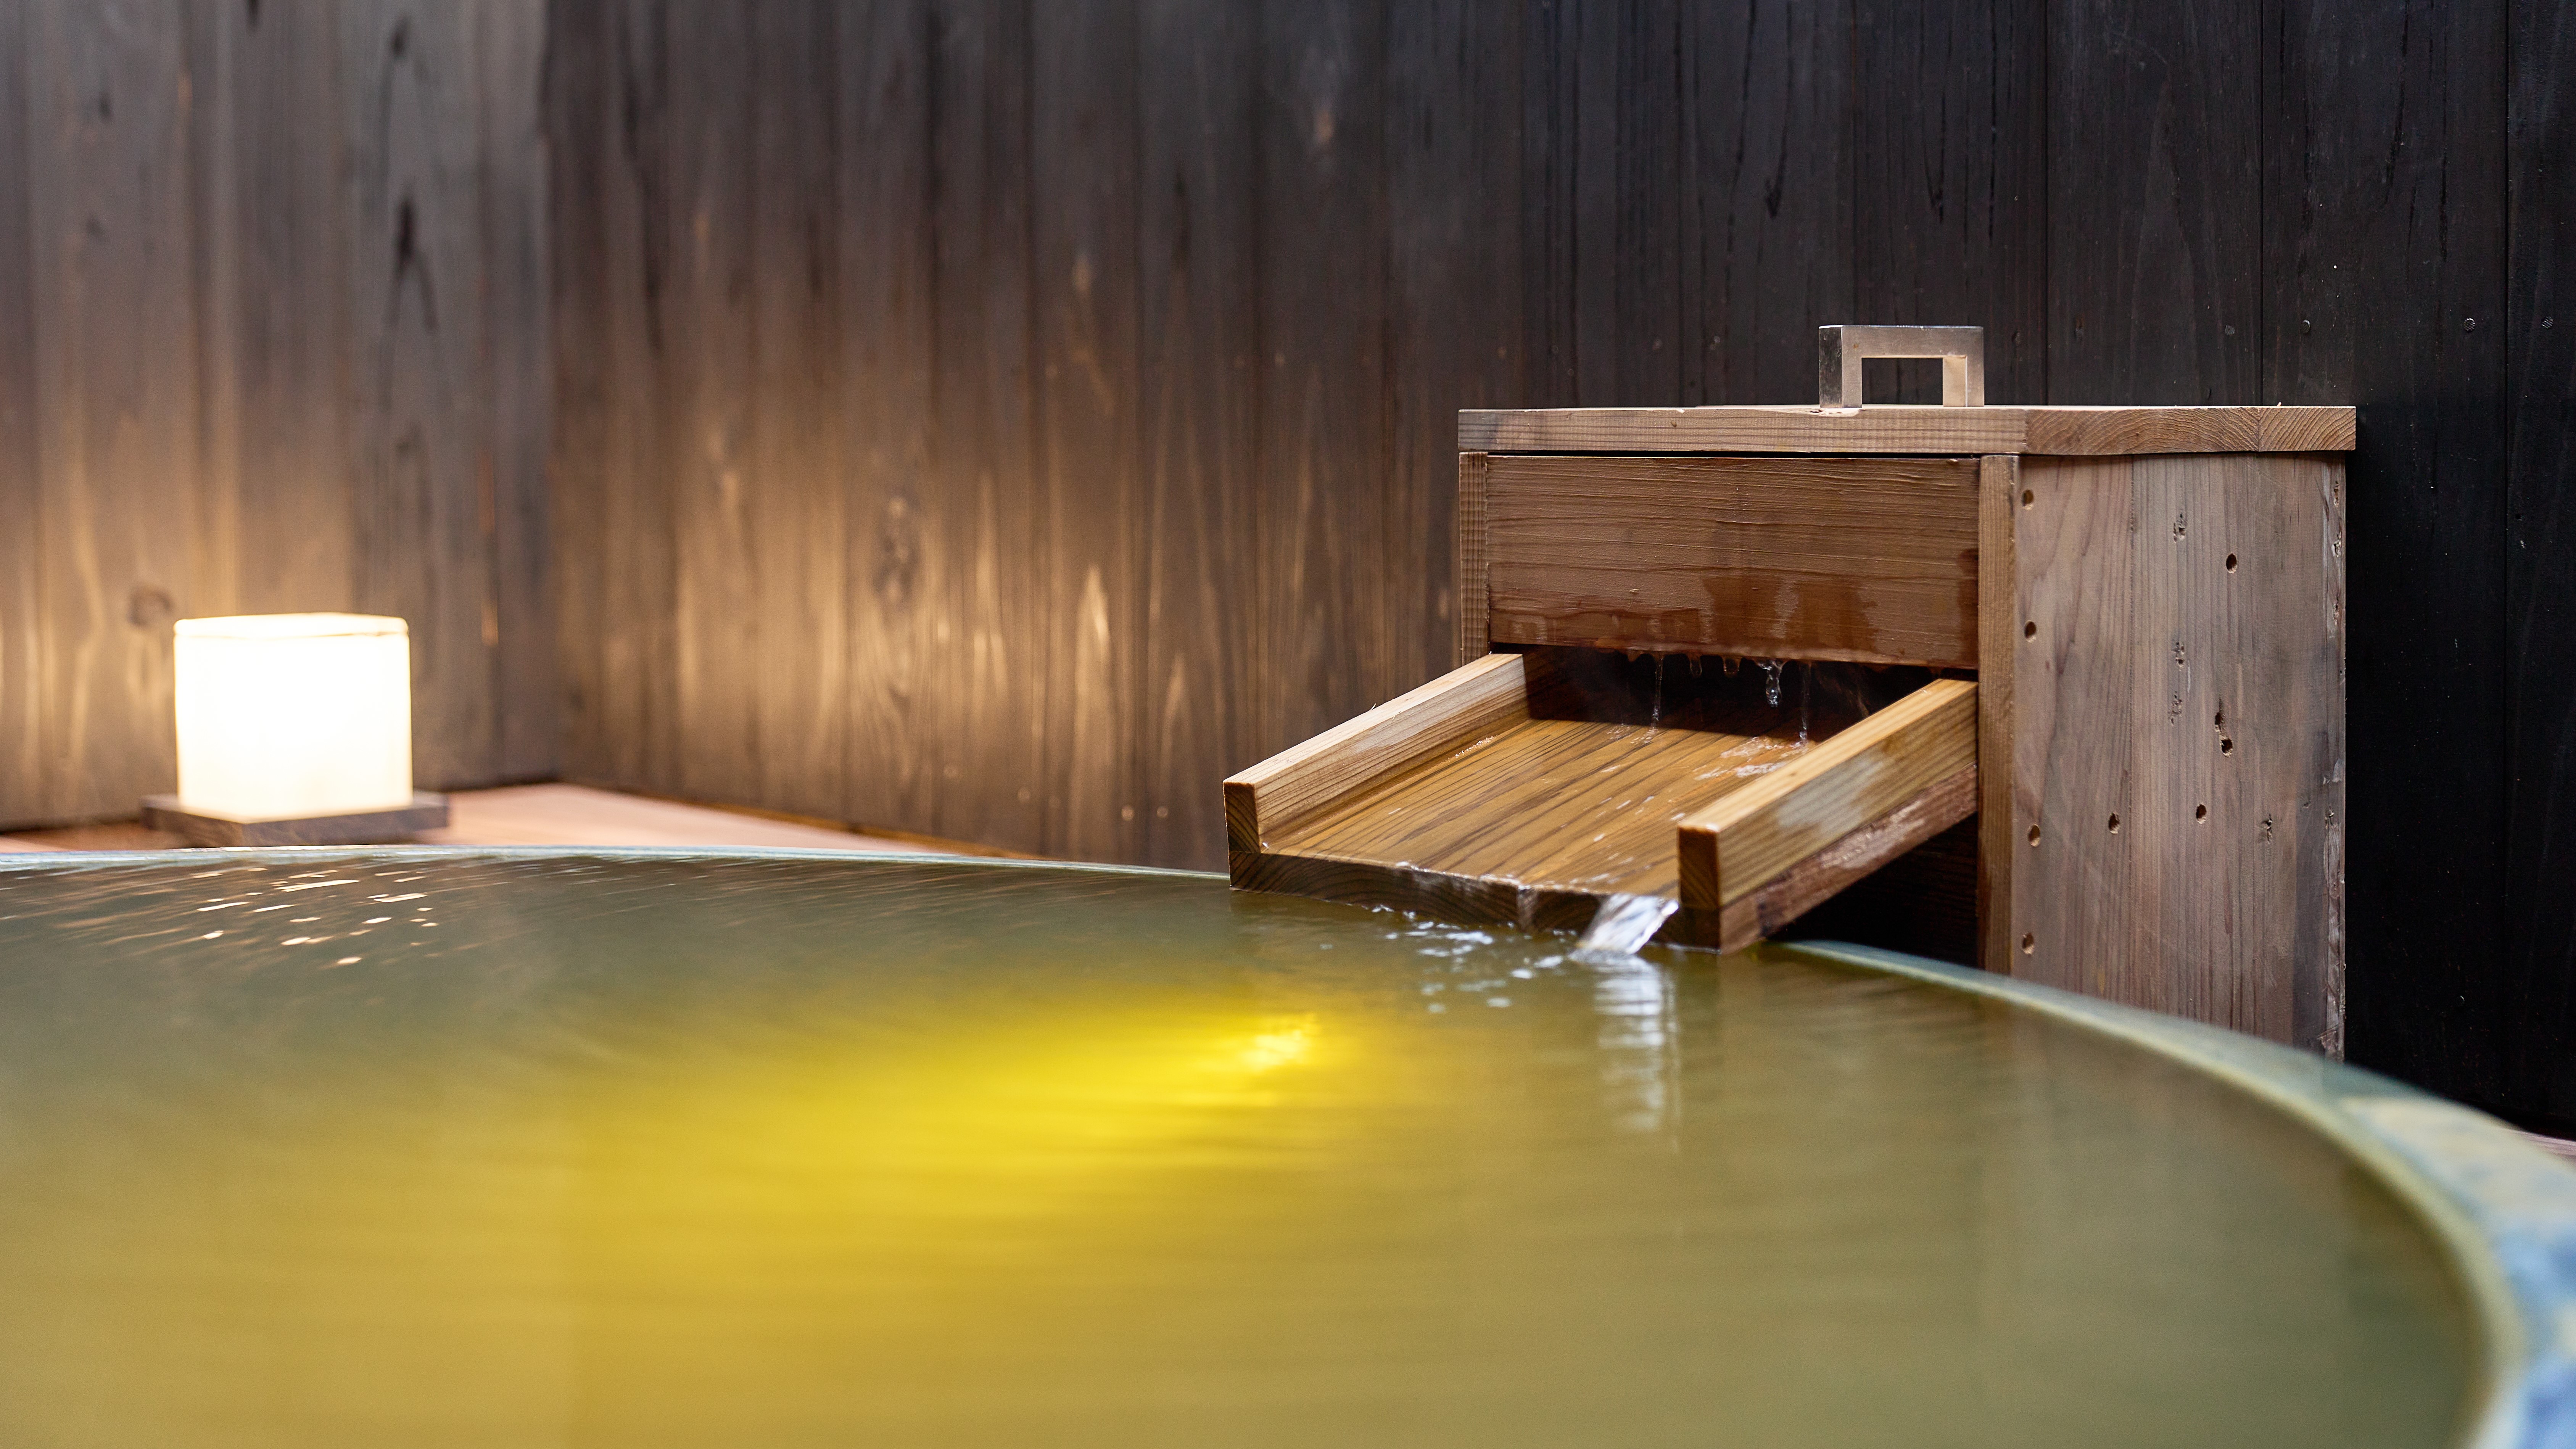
[0,853,2475,1448]
[1572,891,1680,962]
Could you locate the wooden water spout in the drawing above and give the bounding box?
[1227,325,2355,1051]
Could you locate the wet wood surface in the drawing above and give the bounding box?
[1242,650,1935,923]
[1482,455,1981,667]
[1677,678,1978,909]
[1225,651,1528,855]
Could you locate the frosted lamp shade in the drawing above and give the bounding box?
[174,614,414,819]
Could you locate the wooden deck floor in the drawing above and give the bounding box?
[0,783,965,856]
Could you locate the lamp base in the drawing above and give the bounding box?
[138,794,450,848]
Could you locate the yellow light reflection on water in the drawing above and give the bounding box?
[0,997,1377,1446]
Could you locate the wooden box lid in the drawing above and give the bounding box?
[1459,404,2355,457]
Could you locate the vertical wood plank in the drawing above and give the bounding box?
[1853,0,2046,403]
[1259,0,1391,762]
[1388,0,1521,693]
[2014,456,2136,1001]
[596,0,682,792]
[544,0,613,785]
[344,0,497,791]
[1518,0,1614,406]
[0,0,45,821]
[1676,0,1855,406]
[2262,0,2507,1084]
[840,0,939,834]
[1977,454,2019,974]
[2047,0,2259,403]
[2504,0,2576,1122]
[187,0,356,625]
[918,0,1046,853]
[27,0,201,820]
[1135,0,1259,869]
[474,0,555,782]
[1612,0,1682,404]
[747,0,844,818]
[658,2,759,806]
[1028,0,1140,863]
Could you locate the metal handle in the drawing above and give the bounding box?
[1817,325,1985,408]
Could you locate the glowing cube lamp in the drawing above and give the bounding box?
[139,614,449,846]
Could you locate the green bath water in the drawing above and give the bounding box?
[0,853,2473,1447]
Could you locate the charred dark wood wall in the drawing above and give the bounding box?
[0,0,554,828]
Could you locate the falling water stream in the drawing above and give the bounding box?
[1572,891,1681,963]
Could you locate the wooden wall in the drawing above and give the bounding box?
[0,0,554,828]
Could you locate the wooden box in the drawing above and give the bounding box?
[1227,328,2352,1052]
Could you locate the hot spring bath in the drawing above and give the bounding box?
[0,849,2563,1447]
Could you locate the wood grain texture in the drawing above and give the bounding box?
[187,0,355,626]
[1224,651,1527,853]
[1454,452,1490,666]
[1853,0,2045,406]
[2047,0,2259,405]
[1518,0,1853,411]
[1034,0,1141,863]
[1257,0,1394,768]
[1482,454,1981,666]
[0,0,41,819]
[657,2,760,807]
[1677,677,1977,908]
[1248,651,1914,910]
[1138,0,1260,869]
[842,0,947,840]
[1458,405,2356,456]
[2503,0,2576,1126]
[1227,848,1612,939]
[1703,765,1978,952]
[1261,709,1811,901]
[542,0,615,787]
[747,0,845,820]
[25,0,198,824]
[1782,813,1980,964]
[1388,0,1520,685]
[2262,0,2509,1095]
[2008,454,2346,1049]
[1977,455,2021,973]
[344,1,552,794]
[475,1,555,784]
[1675,0,1854,406]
